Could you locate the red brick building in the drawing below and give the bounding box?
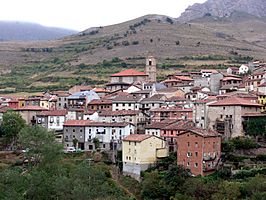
[176,128,221,176]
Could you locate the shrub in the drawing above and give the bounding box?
[131,41,139,45]
[230,137,258,150]
[122,41,130,46]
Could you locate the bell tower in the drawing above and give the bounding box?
[145,56,157,82]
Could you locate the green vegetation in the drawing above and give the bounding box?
[0,126,131,200]
[244,118,266,138]
[1,111,26,148]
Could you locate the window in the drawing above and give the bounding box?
[187,152,192,157]
[187,162,190,166]
[220,115,223,119]
[187,142,190,147]
[129,142,131,145]
[195,142,198,148]
[195,152,198,157]
[73,129,75,132]
[134,142,136,146]
[194,163,198,168]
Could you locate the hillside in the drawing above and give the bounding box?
[0,21,77,41]
[0,13,266,93]
[179,0,266,22]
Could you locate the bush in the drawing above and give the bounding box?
[131,41,139,45]
[230,137,258,150]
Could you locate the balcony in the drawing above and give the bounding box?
[203,155,216,161]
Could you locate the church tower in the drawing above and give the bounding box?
[145,56,157,82]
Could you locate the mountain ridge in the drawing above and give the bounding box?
[0,21,78,41]
[178,0,266,22]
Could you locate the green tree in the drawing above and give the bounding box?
[93,137,100,150]
[244,118,266,138]
[1,111,26,148]
[141,171,168,199]
[18,125,63,167]
[73,138,78,148]
[212,181,241,200]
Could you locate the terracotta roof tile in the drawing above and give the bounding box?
[64,120,91,126]
[180,128,220,138]
[15,106,49,111]
[123,134,151,142]
[88,99,112,105]
[209,96,261,107]
[98,110,140,116]
[39,110,68,116]
[174,76,193,81]
[111,69,147,77]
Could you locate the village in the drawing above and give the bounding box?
[0,56,266,181]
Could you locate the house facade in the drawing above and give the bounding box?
[122,134,168,180]
[176,128,221,176]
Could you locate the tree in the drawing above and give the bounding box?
[141,171,168,199]
[1,111,26,148]
[18,125,63,167]
[93,137,100,150]
[212,181,241,200]
[244,118,266,138]
[72,138,78,148]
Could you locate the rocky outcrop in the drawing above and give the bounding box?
[178,0,266,22]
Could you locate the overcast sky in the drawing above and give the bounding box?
[0,0,207,31]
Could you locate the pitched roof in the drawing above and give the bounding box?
[179,128,220,138]
[145,119,180,129]
[222,77,242,81]
[38,110,68,116]
[150,106,192,112]
[258,82,266,87]
[98,110,140,116]
[157,87,183,93]
[88,99,112,105]
[110,69,147,77]
[209,96,261,107]
[123,134,152,142]
[112,94,142,102]
[140,94,165,103]
[201,69,218,74]
[15,106,49,111]
[64,120,91,126]
[175,76,193,81]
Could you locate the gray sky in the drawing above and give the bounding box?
[0,0,206,31]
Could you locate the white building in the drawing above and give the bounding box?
[112,95,143,111]
[239,64,249,74]
[85,122,135,151]
[36,110,67,131]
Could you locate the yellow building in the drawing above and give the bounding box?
[40,99,49,109]
[257,92,266,112]
[122,134,168,180]
[18,98,26,108]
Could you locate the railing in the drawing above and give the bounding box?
[203,155,216,161]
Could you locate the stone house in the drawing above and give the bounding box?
[207,96,262,139]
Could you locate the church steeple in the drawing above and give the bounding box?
[145,56,157,82]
